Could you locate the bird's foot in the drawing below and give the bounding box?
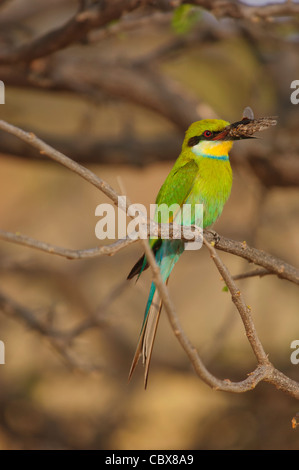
[204,229,220,244]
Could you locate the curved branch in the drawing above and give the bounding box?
[203,231,299,285]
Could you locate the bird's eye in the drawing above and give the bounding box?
[203,130,212,139]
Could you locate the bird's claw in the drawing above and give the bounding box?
[204,229,220,244]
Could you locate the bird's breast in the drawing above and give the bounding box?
[188,159,232,228]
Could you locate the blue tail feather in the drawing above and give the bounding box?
[129,239,184,386]
[140,239,184,335]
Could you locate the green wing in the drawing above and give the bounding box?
[155,159,199,223]
[127,159,199,280]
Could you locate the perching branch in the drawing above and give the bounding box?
[0,227,298,285]
[0,118,298,398]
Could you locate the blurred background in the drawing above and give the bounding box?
[0,0,299,450]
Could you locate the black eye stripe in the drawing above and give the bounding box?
[187,136,200,147]
[187,130,215,147]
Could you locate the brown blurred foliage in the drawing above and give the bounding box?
[0,0,299,450]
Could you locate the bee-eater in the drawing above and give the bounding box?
[128,115,276,387]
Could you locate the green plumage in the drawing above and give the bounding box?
[156,119,233,228]
[128,119,234,387]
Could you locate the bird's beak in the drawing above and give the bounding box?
[212,118,255,141]
[212,116,277,141]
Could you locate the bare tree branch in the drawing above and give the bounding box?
[0,278,129,372]
[1,124,298,188]
[0,229,136,259]
[0,0,298,66]
[203,231,299,285]
[0,56,202,131]
[1,226,298,285]
[136,228,299,398]
[190,0,299,20]
[232,267,272,281]
[0,0,143,65]
[203,236,269,364]
[0,119,123,206]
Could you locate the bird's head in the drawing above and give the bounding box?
[183,118,254,158]
[183,115,277,159]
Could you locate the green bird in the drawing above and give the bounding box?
[127,114,275,387]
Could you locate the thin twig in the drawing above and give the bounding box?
[232,267,272,281]
[0,229,135,259]
[0,120,123,206]
[203,236,269,364]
